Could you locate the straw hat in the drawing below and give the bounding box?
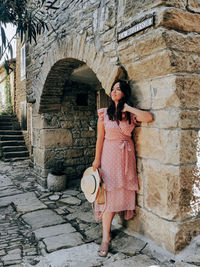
[81,167,100,203]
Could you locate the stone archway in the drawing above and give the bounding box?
[30,33,126,186]
[32,56,111,187]
[30,32,125,113]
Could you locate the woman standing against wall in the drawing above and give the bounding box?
[92,80,153,257]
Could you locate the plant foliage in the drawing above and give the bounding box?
[0,0,58,63]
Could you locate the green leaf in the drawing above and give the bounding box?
[0,26,7,48]
[8,42,13,59]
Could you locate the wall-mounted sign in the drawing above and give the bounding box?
[118,16,155,41]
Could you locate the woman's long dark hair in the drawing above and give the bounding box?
[107,79,132,124]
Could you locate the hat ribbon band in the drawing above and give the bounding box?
[91,175,97,195]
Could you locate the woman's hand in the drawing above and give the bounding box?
[122,103,129,113]
[92,159,101,171]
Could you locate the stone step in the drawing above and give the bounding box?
[0,125,13,130]
[0,135,24,141]
[0,116,17,122]
[0,121,13,126]
[0,130,22,135]
[2,146,28,152]
[3,156,29,162]
[3,151,29,159]
[0,140,26,146]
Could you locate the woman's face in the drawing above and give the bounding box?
[111,82,124,102]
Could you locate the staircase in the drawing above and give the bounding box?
[0,114,29,161]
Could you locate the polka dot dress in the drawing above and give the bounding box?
[95,108,139,221]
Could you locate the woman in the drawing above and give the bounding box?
[92,79,153,257]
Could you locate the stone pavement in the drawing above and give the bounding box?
[0,160,199,267]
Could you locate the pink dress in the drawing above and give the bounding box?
[95,108,139,221]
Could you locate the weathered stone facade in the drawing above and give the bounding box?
[16,40,32,152]
[0,61,15,114]
[24,0,200,254]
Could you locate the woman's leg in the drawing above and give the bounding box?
[98,211,115,256]
[102,211,115,242]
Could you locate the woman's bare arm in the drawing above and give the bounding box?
[92,118,105,171]
[123,104,153,123]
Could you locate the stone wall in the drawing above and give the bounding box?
[24,0,200,254]
[33,80,99,186]
[16,40,32,153]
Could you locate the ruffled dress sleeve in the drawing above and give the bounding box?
[97,108,105,122]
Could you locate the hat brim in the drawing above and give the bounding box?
[81,167,100,203]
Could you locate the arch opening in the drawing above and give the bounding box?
[34,58,109,187]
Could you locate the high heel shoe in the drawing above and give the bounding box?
[98,242,109,257]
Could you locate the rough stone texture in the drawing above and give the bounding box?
[179,165,200,220]
[175,76,200,109]
[43,232,84,252]
[135,127,180,165]
[103,254,159,267]
[187,0,200,12]
[10,192,46,213]
[47,173,67,192]
[180,130,199,164]
[111,231,146,255]
[22,209,64,230]
[39,129,72,148]
[179,110,200,129]
[126,50,172,81]
[0,192,46,213]
[162,30,200,53]
[159,7,200,33]
[60,196,82,205]
[142,159,180,220]
[34,224,76,240]
[164,0,187,8]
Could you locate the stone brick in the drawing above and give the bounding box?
[175,76,200,109]
[175,218,200,252]
[150,75,179,109]
[83,148,95,156]
[143,159,179,219]
[135,127,180,165]
[126,50,172,81]
[159,8,200,34]
[92,51,104,74]
[137,171,144,196]
[40,129,72,148]
[164,0,187,8]
[65,149,83,158]
[78,32,87,60]
[132,80,151,109]
[170,51,200,74]
[32,115,44,129]
[127,207,178,253]
[85,43,97,68]
[81,130,95,138]
[187,0,200,12]
[163,30,200,54]
[179,110,200,129]
[134,29,167,59]
[150,109,179,129]
[180,130,199,164]
[179,165,200,220]
[117,40,138,64]
[33,148,45,168]
[128,207,200,253]
[71,34,82,60]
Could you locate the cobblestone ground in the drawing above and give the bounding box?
[0,160,199,267]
